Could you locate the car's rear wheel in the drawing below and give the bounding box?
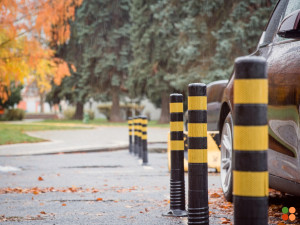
[220,113,233,202]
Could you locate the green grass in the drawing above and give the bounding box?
[0,123,87,145]
[41,118,170,128]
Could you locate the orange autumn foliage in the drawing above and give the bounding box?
[0,0,82,103]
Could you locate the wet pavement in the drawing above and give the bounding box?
[0,150,224,225]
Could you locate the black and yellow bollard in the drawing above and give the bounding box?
[138,116,143,159]
[188,83,209,225]
[137,116,142,159]
[141,116,149,165]
[134,116,138,156]
[233,56,268,225]
[163,93,187,217]
[128,117,133,154]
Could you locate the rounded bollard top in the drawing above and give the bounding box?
[235,56,267,79]
[170,93,183,103]
[188,83,206,96]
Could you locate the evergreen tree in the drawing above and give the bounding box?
[75,0,131,122]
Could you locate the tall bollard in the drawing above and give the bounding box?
[188,83,209,225]
[163,93,187,217]
[233,56,268,225]
[141,116,149,165]
[134,116,138,156]
[128,117,133,154]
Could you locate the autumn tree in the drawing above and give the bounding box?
[0,0,82,110]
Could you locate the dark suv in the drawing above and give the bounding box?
[219,0,300,201]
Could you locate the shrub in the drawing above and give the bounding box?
[63,107,75,120]
[97,103,144,120]
[86,109,95,120]
[3,109,25,121]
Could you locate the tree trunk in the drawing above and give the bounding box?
[40,93,45,113]
[73,102,84,120]
[158,92,170,124]
[110,86,123,122]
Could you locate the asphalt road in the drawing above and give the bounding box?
[0,150,224,225]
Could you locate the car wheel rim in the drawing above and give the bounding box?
[221,122,232,194]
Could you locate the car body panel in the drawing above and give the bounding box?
[219,0,300,195]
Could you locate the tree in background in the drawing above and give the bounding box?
[0,0,82,109]
[128,0,276,123]
[128,0,186,123]
[0,82,22,110]
[60,0,131,121]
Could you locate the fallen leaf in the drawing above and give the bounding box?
[62,203,66,206]
[40,211,46,214]
[33,191,39,195]
[96,198,103,201]
[120,216,126,218]
[210,193,221,198]
[145,208,149,212]
[38,177,44,181]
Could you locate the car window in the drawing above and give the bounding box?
[273,0,300,42]
[261,0,288,46]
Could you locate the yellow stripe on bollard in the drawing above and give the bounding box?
[188,123,207,137]
[170,140,184,151]
[170,103,183,113]
[188,149,207,163]
[233,171,269,197]
[170,122,184,131]
[234,125,268,150]
[234,79,268,104]
[188,96,207,110]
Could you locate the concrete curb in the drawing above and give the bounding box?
[0,142,168,157]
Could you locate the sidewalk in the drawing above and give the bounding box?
[0,126,169,156]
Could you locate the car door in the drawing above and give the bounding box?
[256,0,300,184]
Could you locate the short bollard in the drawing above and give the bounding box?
[141,116,149,165]
[163,93,187,217]
[128,117,133,154]
[137,116,143,159]
[188,83,209,225]
[138,116,143,159]
[233,56,268,225]
[134,116,139,156]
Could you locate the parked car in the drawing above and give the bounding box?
[218,0,300,201]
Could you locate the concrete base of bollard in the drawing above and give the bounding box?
[162,209,188,217]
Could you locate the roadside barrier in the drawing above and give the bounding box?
[233,56,268,225]
[188,83,209,225]
[134,116,138,156]
[138,116,143,159]
[163,93,187,217]
[141,116,149,165]
[128,117,133,154]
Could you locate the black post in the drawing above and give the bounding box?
[141,116,148,165]
[188,83,209,225]
[163,93,187,217]
[233,56,268,225]
[137,116,142,158]
[134,116,138,156]
[128,117,133,154]
[138,116,143,159]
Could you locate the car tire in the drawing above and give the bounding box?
[220,112,233,202]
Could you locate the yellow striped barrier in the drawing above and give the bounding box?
[163,93,187,217]
[128,117,133,154]
[187,83,209,225]
[233,56,268,224]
